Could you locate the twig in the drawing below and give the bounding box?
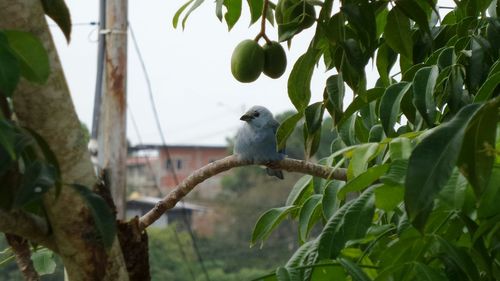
[254,0,272,44]
[139,155,347,230]
[5,234,40,281]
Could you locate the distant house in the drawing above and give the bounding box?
[127,144,229,198]
[126,194,206,229]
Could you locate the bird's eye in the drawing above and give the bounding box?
[253,111,260,117]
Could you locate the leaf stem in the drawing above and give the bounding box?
[254,0,272,44]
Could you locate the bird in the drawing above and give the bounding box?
[234,105,285,179]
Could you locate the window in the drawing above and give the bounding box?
[165,159,183,170]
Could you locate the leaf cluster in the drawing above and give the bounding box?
[180,0,500,280]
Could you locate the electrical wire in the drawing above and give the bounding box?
[128,22,211,281]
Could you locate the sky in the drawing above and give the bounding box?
[50,0,455,146]
[50,0,331,146]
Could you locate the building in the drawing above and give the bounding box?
[126,194,206,229]
[127,144,229,198]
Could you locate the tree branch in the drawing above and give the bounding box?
[0,210,55,251]
[5,234,40,281]
[139,155,347,230]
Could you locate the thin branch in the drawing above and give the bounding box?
[5,234,40,281]
[139,155,347,230]
[254,0,272,44]
[0,210,55,251]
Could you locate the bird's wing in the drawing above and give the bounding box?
[269,118,285,154]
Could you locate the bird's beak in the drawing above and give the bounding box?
[240,114,253,121]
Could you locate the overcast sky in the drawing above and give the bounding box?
[50,0,330,146]
[50,0,455,146]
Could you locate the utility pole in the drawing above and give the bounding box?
[98,0,128,219]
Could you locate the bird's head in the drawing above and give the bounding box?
[240,105,274,128]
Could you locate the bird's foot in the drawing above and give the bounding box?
[265,160,280,169]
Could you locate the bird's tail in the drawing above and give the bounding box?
[266,168,284,180]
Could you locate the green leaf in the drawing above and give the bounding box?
[437,47,456,69]
[278,20,303,42]
[368,124,384,143]
[31,249,56,276]
[478,165,500,218]
[474,71,500,102]
[376,43,398,86]
[251,206,299,247]
[458,97,499,195]
[286,240,317,268]
[0,120,17,160]
[341,38,367,73]
[468,37,487,93]
[388,137,412,160]
[304,124,322,158]
[380,159,408,186]
[338,164,389,200]
[310,263,347,281]
[436,236,480,281]
[338,88,384,128]
[224,0,242,30]
[69,184,117,248]
[375,184,404,211]
[354,116,369,143]
[41,0,72,42]
[339,258,371,281]
[305,102,324,135]
[324,74,345,122]
[384,8,413,60]
[276,267,291,281]
[412,262,447,281]
[341,2,376,50]
[379,82,412,136]
[3,31,50,84]
[347,143,381,179]
[404,103,482,231]
[173,0,195,28]
[23,127,62,198]
[445,65,465,113]
[288,48,320,111]
[0,41,20,97]
[379,233,423,270]
[342,204,377,252]
[299,194,322,242]
[15,161,56,207]
[339,115,357,146]
[412,65,438,127]
[276,111,302,151]
[322,181,341,220]
[286,175,313,206]
[181,0,205,29]
[247,0,263,25]
[395,0,431,37]
[437,168,467,210]
[318,188,375,259]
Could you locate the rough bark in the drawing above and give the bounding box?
[5,234,40,281]
[0,0,129,280]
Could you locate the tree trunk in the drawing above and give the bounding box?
[0,0,129,280]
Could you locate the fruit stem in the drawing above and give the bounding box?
[254,0,272,44]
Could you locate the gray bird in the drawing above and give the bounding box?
[234,105,285,179]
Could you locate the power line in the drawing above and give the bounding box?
[128,22,211,281]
